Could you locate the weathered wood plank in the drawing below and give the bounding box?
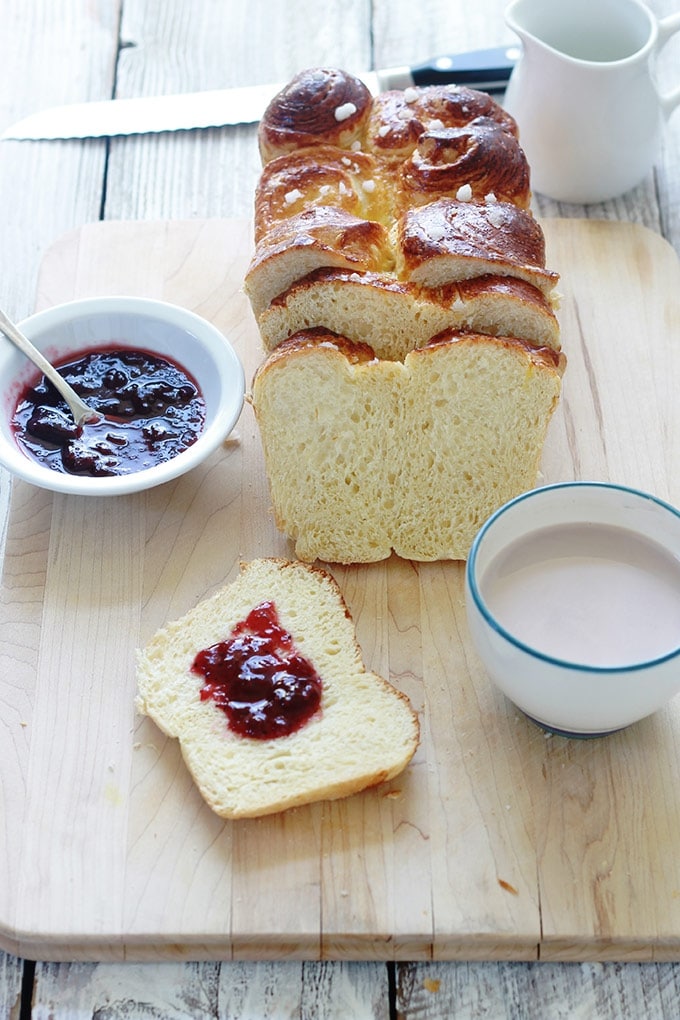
[0,0,120,321]
[31,960,390,1019]
[104,0,373,223]
[0,952,24,1018]
[395,961,680,1019]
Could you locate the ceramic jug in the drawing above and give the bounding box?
[503,0,680,203]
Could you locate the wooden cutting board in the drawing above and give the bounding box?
[1,217,680,963]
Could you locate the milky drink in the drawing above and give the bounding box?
[481,522,680,668]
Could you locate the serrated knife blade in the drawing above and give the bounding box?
[0,46,518,141]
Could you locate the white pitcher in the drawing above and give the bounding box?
[503,0,680,203]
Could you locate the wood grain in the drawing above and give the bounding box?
[31,960,391,1019]
[395,961,680,1019]
[0,950,23,1018]
[2,0,680,1011]
[1,216,679,964]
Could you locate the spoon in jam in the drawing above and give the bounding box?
[0,306,101,426]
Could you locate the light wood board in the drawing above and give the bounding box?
[1,217,679,963]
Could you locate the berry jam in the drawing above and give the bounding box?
[193,601,323,740]
[11,347,205,477]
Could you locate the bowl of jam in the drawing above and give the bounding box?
[0,296,245,495]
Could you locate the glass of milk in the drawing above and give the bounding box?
[465,482,680,737]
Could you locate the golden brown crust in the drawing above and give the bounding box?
[440,273,554,309]
[267,266,557,315]
[423,327,565,372]
[364,86,519,163]
[258,67,373,163]
[255,327,378,372]
[395,199,559,293]
[248,206,391,274]
[398,119,531,211]
[249,70,560,350]
[254,146,392,242]
[267,266,412,302]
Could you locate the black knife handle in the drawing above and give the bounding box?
[409,46,518,94]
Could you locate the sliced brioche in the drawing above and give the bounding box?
[136,557,419,819]
[245,71,565,567]
[244,206,393,319]
[395,199,559,295]
[250,329,564,563]
[257,268,561,359]
[246,71,556,328]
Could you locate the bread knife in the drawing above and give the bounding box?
[0,46,518,141]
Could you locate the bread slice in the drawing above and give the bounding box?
[135,558,420,819]
[251,328,564,563]
[395,199,559,296]
[257,268,561,359]
[244,206,393,319]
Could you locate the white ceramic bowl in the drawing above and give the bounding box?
[0,296,245,495]
[465,482,680,737]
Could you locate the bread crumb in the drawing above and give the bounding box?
[498,878,519,895]
[384,788,401,799]
[423,978,441,993]
[334,102,357,122]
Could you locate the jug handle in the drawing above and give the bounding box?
[658,11,680,46]
[658,13,680,118]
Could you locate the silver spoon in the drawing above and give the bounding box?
[0,306,101,426]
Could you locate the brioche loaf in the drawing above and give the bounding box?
[251,329,564,563]
[136,558,419,818]
[244,68,564,563]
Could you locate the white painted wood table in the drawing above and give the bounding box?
[1,0,680,1016]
